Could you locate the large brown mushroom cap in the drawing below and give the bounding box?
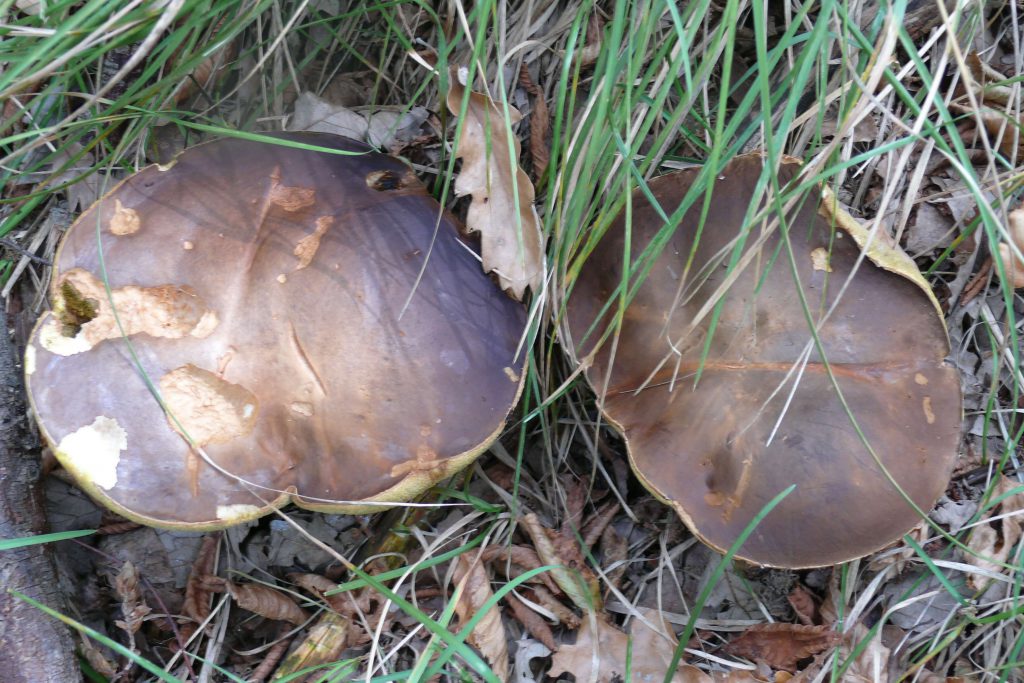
[26,133,526,529]
[566,154,961,568]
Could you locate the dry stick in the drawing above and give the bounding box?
[0,237,51,265]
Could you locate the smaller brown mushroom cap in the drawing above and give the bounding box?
[565,154,961,568]
[26,133,526,529]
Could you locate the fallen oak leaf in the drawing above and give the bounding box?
[724,623,838,673]
[446,68,545,300]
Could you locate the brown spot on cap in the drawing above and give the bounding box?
[160,365,258,446]
[914,373,928,385]
[269,181,316,212]
[810,247,832,272]
[922,396,935,424]
[294,215,334,270]
[110,199,141,236]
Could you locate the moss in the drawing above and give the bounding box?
[57,280,98,337]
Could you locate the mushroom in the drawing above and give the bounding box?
[25,133,526,529]
[565,154,961,568]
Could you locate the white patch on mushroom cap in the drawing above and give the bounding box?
[191,311,219,339]
[810,247,833,272]
[38,318,93,356]
[24,344,36,375]
[216,504,261,521]
[57,416,127,490]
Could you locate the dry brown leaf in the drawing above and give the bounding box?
[288,573,372,616]
[527,585,580,629]
[965,53,1014,106]
[171,29,236,105]
[954,54,1022,160]
[113,560,151,637]
[289,92,369,139]
[787,585,818,627]
[518,65,550,180]
[181,533,219,628]
[78,635,117,679]
[965,475,1024,588]
[548,609,696,683]
[446,70,544,300]
[841,624,892,683]
[482,544,561,594]
[600,523,628,590]
[453,554,509,681]
[867,519,928,574]
[724,624,838,673]
[678,665,768,682]
[994,208,1024,289]
[582,501,619,550]
[522,513,602,612]
[205,577,309,626]
[506,592,558,651]
[786,623,891,683]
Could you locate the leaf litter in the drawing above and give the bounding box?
[15,3,1024,682]
[446,68,545,300]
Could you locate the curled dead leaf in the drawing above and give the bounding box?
[505,592,558,651]
[521,513,602,612]
[113,560,151,637]
[289,573,372,615]
[204,576,309,626]
[965,475,1024,589]
[724,623,838,673]
[953,53,1022,160]
[453,554,509,681]
[445,69,545,300]
[517,65,550,180]
[181,533,219,630]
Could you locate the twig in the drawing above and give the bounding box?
[0,237,51,266]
